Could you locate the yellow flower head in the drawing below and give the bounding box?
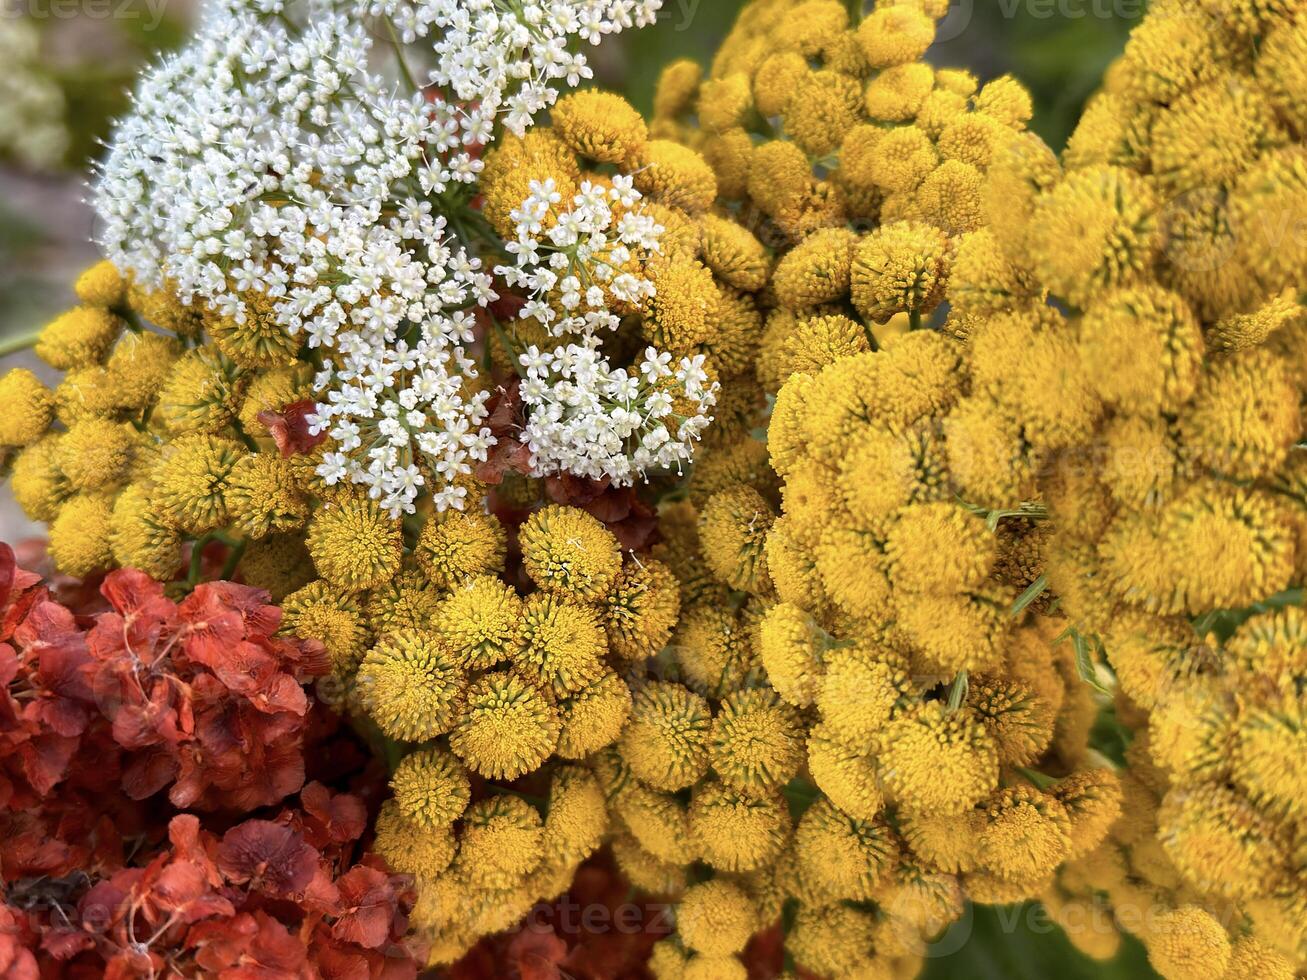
[856,5,935,69]
[0,369,54,448]
[48,493,115,578]
[817,642,913,746]
[850,220,951,324]
[897,589,1010,674]
[783,69,862,157]
[9,434,68,523]
[542,766,607,865]
[653,58,703,120]
[1157,782,1287,903]
[899,806,979,874]
[643,259,718,352]
[620,680,712,792]
[1179,347,1301,482]
[613,834,687,898]
[552,89,648,165]
[104,331,184,414]
[224,452,310,539]
[1144,906,1231,980]
[390,747,471,829]
[878,703,999,815]
[886,502,995,595]
[1222,936,1296,980]
[357,629,467,742]
[796,796,898,903]
[604,557,681,662]
[688,778,790,872]
[456,796,544,889]
[207,292,298,369]
[1077,285,1205,416]
[366,568,443,636]
[306,491,403,591]
[449,671,561,780]
[965,674,1056,768]
[519,505,623,601]
[698,485,775,594]
[109,484,182,582]
[151,432,244,534]
[412,509,506,590]
[672,602,760,699]
[1029,165,1159,307]
[280,580,371,674]
[976,785,1072,882]
[758,602,826,708]
[676,879,757,956]
[128,284,206,337]
[787,904,877,979]
[710,687,805,793]
[434,574,524,670]
[155,346,246,434]
[236,532,314,602]
[776,313,871,380]
[236,363,313,438]
[1232,695,1307,824]
[632,140,717,214]
[517,592,606,696]
[698,213,770,292]
[556,670,632,760]
[613,778,695,865]
[36,307,123,370]
[74,260,128,308]
[373,800,455,881]
[771,228,857,310]
[807,722,884,821]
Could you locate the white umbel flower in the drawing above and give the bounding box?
[496,174,663,338]
[518,339,717,486]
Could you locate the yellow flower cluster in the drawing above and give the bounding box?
[624,3,1124,977]
[954,4,1307,975]
[360,506,684,964]
[651,0,1043,400]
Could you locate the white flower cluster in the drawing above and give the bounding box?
[497,175,662,337]
[519,341,717,486]
[311,326,495,516]
[93,0,699,511]
[0,6,68,170]
[96,1,487,349]
[380,0,663,135]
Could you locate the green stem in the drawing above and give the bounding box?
[947,670,969,711]
[0,327,43,359]
[186,533,217,588]
[385,17,420,93]
[846,0,863,24]
[908,309,923,331]
[218,538,247,581]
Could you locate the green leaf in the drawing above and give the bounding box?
[1010,573,1049,618]
[1072,631,1112,697]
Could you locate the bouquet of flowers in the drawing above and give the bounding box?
[1,0,1305,977]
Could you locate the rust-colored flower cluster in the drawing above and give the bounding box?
[1,545,328,814]
[0,542,420,977]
